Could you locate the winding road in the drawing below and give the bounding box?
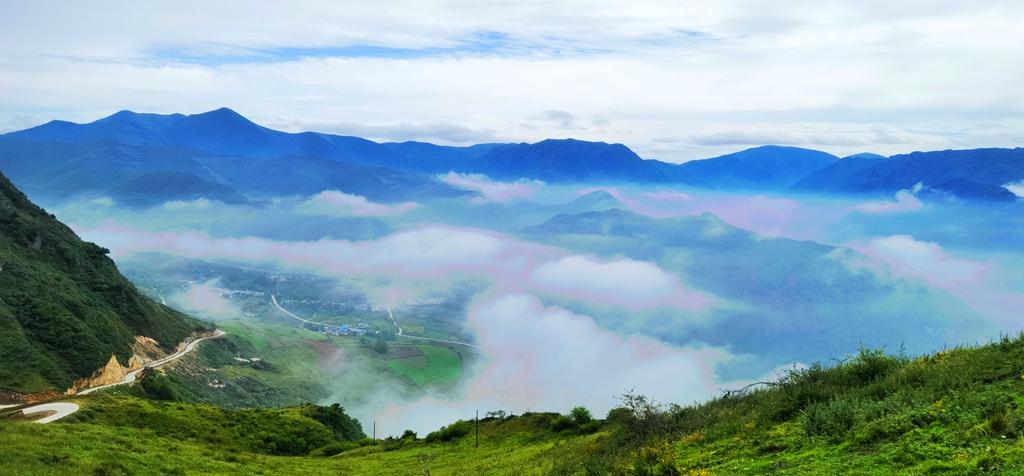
[15,329,225,423]
[21,403,80,424]
[271,295,478,349]
[271,295,329,325]
[383,307,479,349]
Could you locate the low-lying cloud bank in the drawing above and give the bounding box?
[439,172,544,203]
[298,190,418,217]
[368,293,738,435]
[166,279,245,321]
[73,219,732,434]
[853,189,924,214]
[844,235,1024,331]
[530,255,713,312]
[75,221,720,314]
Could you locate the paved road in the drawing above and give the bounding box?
[79,329,226,396]
[21,403,80,424]
[384,307,479,349]
[18,330,225,423]
[271,295,329,325]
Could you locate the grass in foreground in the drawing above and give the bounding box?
[10,334,1024,474]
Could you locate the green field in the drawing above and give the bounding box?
[386,344,464,387]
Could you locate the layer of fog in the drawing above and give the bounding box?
[42,181,1024,434]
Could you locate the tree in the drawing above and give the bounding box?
[301,403,367,441]
[373,335,388,354]
[571,406,593,425]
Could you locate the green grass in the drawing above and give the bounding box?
[1,404,594,475]
[142,319,332,408]
[13,324,1024,474]
[573,339,1024,474]
[386,345,463,387]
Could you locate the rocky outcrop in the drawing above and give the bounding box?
[65,353,145,395]
[132,335,168,362]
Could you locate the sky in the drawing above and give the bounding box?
[1,0,1022,162]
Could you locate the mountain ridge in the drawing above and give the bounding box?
[4,108,1023,201]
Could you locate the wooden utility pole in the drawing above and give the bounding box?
[475,410,479,448]
[373,420,376,440]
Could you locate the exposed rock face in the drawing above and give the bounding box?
[66,352,145,395]
[132,335,168,362]
[59,330,216,395]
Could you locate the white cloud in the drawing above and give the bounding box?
[1004,180,1024,198]
[73,220,726,316]
[88,197,115,207]
[370,293,736,435]
[843,235,1024,331]
[438,172,544,203]
[853,187,924,214]
[298,190,418,217]
[2,2,1023,160]
[530,255,713,311]
[162,198,214,210]
[855,235,987,289]
[74,222,550,284]
[641,190,691,202]
[166,280,243,320]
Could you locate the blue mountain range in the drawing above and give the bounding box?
[2,107,1021,204]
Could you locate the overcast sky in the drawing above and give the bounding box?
[1,0,1022,162]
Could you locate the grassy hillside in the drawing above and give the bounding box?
[9,334,1024,474]
[0,171,204,394]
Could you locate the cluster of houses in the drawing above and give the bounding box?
[405,298,447,306]
[319,322,372,337]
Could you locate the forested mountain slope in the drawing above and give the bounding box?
[0,171,204,394]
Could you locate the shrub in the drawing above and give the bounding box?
[550,415,576,432]
[577,420,603,435]
[311,440,360,457]
[802,397,858,441]
[139,372,180,401]
[848,347,903,385]
[618,392,674,443]
[631,441,681,476]
[424,420,472,443]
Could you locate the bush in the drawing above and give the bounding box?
[631,441,681,476]
[550,415,576,432]
[311,440,360,457]
[139,372,180,401]
[617,392,675,443]
[848,348,903,385]
[424,420,472,443]
[802,397,859,441]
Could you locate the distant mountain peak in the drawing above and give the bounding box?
[577,189,617,200]
[842,152,887,160]
[186,107,253,124]
[568,189,623,209]
[106,109,141,119]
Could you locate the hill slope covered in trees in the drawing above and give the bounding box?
[0,171,204,394]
